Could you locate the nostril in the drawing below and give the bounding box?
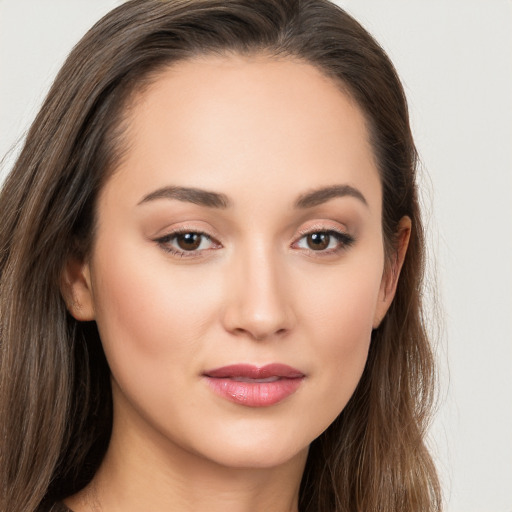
[229,325,289,342]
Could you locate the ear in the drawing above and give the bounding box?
[373,216,411,329]
[60,256,95,321]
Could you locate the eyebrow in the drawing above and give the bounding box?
[138,183,367,210]
[138,186,231,208]
[294,184,368,209]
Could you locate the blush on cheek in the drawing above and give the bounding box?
[307,271,381,338]
[91,250,166,358]
[92,243,219,365]
[300,269,380,399]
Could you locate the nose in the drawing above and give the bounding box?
[221,245,295,341]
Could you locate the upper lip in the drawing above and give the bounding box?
[203,363,304,379]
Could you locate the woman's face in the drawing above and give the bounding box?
[67,55,401,470]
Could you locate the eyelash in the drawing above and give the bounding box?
[155,228,220,258]
[293,228,355,255]
[155,227,355,259]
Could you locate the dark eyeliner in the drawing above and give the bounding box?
[294,228,356,255]
[329,230,355,248]
[154,229,216,257]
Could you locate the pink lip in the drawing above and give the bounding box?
[203,364,305,407]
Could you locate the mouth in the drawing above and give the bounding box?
[203,364,305,407]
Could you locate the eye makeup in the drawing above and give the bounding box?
[293,228,355,255]
[155,228,222,258]
[153,223,355,261]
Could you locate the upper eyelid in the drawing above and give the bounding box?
[294,229,354,243]
[152,222,353,245]
[155,225,219,241]
[154,225,351,239]
[156,230,219,246]
[295,219,349,232]
[294,225,352,240]
[297,226,344,235]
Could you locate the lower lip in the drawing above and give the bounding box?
[204,377,303,407]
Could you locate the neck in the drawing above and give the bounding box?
[65,401,308,512]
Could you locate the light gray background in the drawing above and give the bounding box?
[1,1,511,511]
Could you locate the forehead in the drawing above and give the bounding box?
[106,54,381,210]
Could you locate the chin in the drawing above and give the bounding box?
[203,442,309,471]
[182,420,315,471]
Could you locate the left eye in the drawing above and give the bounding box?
[157,232,216,253]
[295,231,352,251]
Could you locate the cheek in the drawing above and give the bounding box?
[295,257,383,412]
[89,237,222,377]
[300,255,383,342]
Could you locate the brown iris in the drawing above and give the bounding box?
[176,233,202,251]
[306,232,330,250]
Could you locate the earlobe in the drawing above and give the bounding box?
[60,257,95,321]
[373,216,411,329]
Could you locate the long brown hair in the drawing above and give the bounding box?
[0,1,441,510]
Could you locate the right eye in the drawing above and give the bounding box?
[155,231,221,257]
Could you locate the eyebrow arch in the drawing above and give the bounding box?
[294,184,368,209]
[138,186,231,208]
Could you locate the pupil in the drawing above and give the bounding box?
[177,233,201,250]
[307,232,329,250]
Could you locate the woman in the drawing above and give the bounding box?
[0,0,441,511]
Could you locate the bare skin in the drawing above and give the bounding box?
[63,55,410,512]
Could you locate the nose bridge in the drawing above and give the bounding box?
[223,239,293,340]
